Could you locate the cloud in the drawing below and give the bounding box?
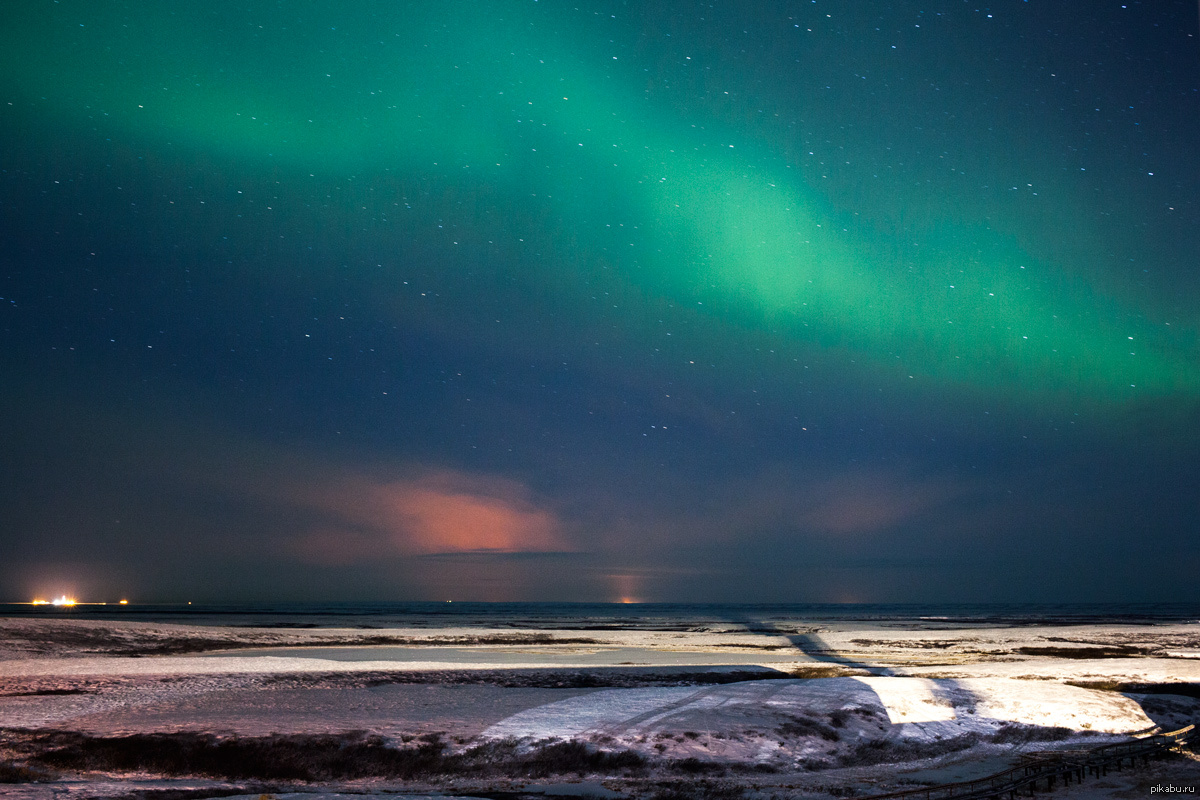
[795,472,962,535]
[290,470,570,565]
[630,466,969,550]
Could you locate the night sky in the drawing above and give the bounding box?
[2,0,1198,604]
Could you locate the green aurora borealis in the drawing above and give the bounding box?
[2,0,1199,602]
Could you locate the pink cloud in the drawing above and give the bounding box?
[290,470,569,565]
[375,474,564,553]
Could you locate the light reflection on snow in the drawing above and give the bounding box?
[853,676,957,724]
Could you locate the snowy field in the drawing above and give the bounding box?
[1,617,1198,798]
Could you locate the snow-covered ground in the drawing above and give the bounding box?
[2,617,1197,798]
[483,677,1152,741]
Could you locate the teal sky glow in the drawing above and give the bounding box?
[3,0,1198,603]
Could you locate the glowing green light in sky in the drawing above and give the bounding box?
[5,0,1197,402]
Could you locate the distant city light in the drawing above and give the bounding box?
[28,595,83,606]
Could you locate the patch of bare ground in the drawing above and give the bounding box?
[1050,631,1200,647]
[0,759,56,783]
[0,688,92,698]
[0,624,251,657]
[74,790,275,800]
[801,725,1083,774]
[1017,646,1153,659]
[787,666,872,679]
[0,673,210,700]
[646,778,748,799]
[4,725,1166,799]
[849,639,959,650]
[0,621,601,657]
[710,643,790,650]
[1066,680,1200,698]
[956,651,1024,661]
[11,730,648,782]
[832,734,985,769]
[261,668,794,690]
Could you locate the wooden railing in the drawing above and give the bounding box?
[856,724,1193,800]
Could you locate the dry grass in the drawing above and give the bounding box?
[1067,680,1200,698]
[0,688,91,697]
[989,723,1074,744]
[0,622,602,657]
[21,730,648,781]
[668,756,726,774]
[835,733,982,768]
[265,667,795,690]
[649,778,745,799]
[0,759,55,783]
[1016,645,1148,659]
[787,665,872,679]
[850,639,956,650]
[778,714,841,742]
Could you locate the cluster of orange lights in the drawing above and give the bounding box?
[28,597,129,606]
[30,596,76,607]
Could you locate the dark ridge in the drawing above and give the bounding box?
[788,665,872,679]
[1123,682,1200,700]
[649,779,746,799]
[263,667,790,690]
[778,714,841,742]
[710,642,790,650]
[729,762,779,773]
[1016,646,1149,659]
[1068,680,1200,699]
[98,791,272,800]
[990,723,1074,744]
[26,730,648,781]
[669,757,727,774]
[0,760,56,783]
[4,630,604,657]
[836,733,983,768]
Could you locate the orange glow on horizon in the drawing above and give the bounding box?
[28,595,80,606]
[119,599,128,605]
[608,573,644,605]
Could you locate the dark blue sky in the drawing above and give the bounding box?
[2,0,1198,603]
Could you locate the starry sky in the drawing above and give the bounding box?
[2,0,1198,604]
